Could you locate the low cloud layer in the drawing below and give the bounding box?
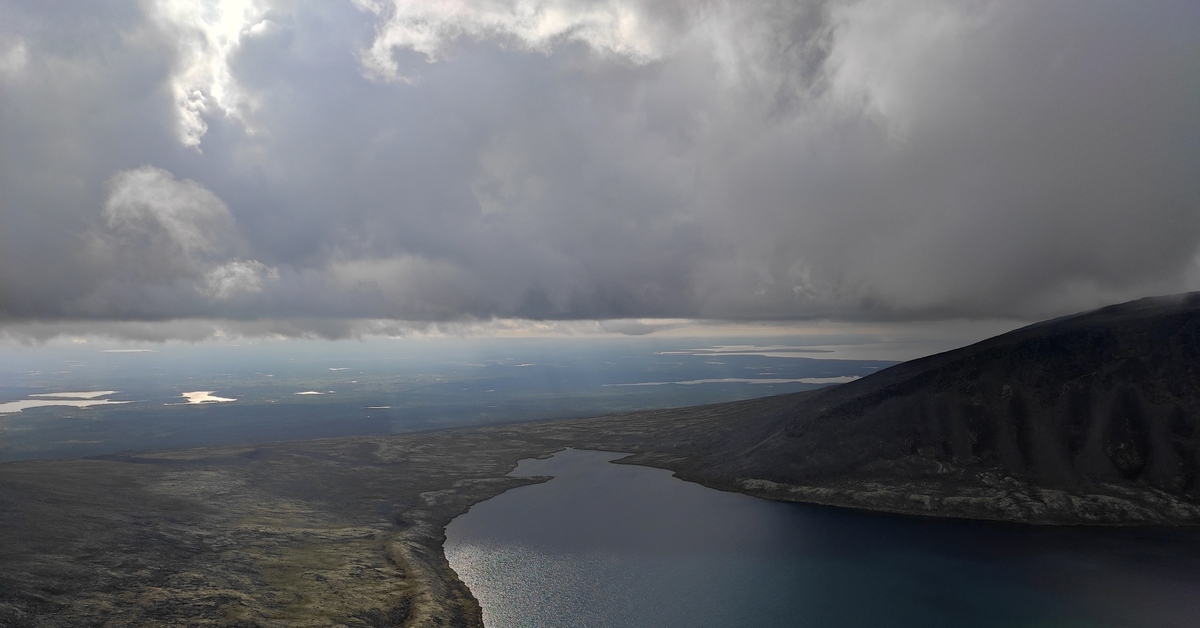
[1,0,1197,338]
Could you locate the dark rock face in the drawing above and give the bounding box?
[727,293,1200,502]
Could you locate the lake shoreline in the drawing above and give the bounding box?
[3,402,1199,626]
[445,448,1200,628]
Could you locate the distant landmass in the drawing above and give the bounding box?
[2,294,1198,626]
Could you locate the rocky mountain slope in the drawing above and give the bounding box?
[644,292,1200,523]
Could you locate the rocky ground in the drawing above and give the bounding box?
[4,396,1199,627]
[0,395,796,627]
[4,293,1200,626]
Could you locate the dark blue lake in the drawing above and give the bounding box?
[445,449,1200,628]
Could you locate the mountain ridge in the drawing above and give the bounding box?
[610,292,1200,524]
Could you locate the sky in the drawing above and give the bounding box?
[1,0,1198,345]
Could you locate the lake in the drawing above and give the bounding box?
[445,449,1200,628]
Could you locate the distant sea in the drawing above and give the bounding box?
[446,449,1200,628]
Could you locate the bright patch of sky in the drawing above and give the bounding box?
[149,0,271,146]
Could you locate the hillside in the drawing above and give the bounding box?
[633,293,1200,523]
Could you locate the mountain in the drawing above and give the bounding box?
[622,292,1200,523]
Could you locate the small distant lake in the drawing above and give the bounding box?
[445,449,1200,628]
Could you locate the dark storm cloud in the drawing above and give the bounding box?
[0,0,1197,338]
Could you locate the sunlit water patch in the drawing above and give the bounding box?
[30,391,117,399]
[179,391,236,404]
[445,449,1200,628]
[0,391,129,414]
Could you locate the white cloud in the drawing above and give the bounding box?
[358,0,665,82]
[201,259,279,299]
[149,0,273,146]
[1,1,1197,334]
[0,39,28,77]
[91,166,277,304]
[825,0,989,135]
[103,166,236,257]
